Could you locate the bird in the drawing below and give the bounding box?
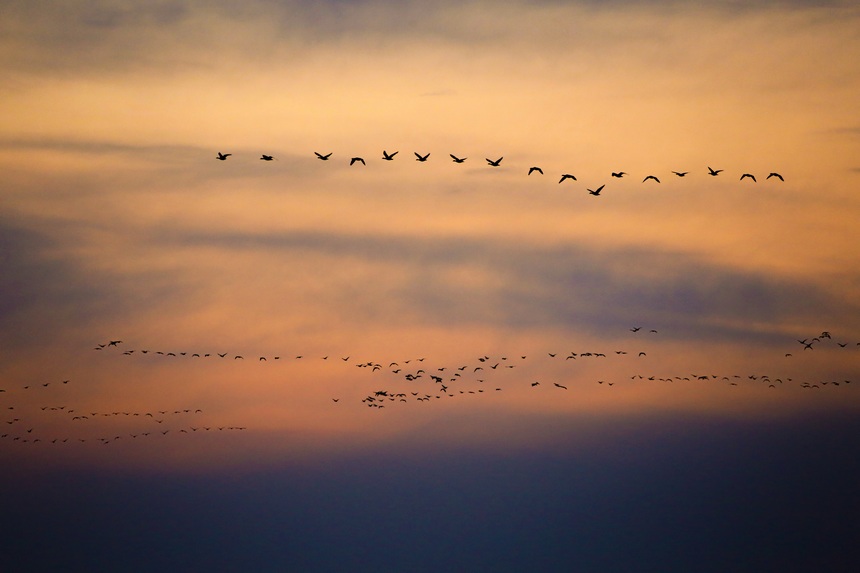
[630,327,641,332]
[553,383,568,390]
[588,185,605,196]
[528,167,543,175]
[643,175,660,183]
[559,174,576,183]
[260,154,275,161]
[672,171,688,177]
[216,152,231,161]
[350,157,366,166]
[767,172,784,181]
[315,152,332,160]
[382,150,398,161]
[707,166,723,176]
[611,171,626,178]
[450,154,467,163]
[740,173,756,182]
[486,157,503,167]
[414,152,430,162]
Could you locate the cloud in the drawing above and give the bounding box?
[144,226,857,344]
[3,0,856,82]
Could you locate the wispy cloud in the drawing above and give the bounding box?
[139,226,857,343]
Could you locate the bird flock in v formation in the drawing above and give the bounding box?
[215,150,785,195]
[2,329,855,449]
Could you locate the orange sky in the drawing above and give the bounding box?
[2,0,859,470]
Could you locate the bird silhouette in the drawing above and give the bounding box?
[350,157,366,166]
[382,150,398,160]
[553,383,568,390]
[528,167,543,175]
[588,185,605,196]
[315,152,332,160]
[486,157,503,167]
[260,154,275,161]
[414,152,430,162]
[767,172,784,181]
[672,171,688,177]
[643,175,660,183]
[707,166,723,176]
[450,154,467,163]
[611,172,626,178]
[740,173,756,182]
[559,174,576,183]
[216,152,231,161]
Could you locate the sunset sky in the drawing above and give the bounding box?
[2,1,859,571]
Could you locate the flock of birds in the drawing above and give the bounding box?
[93,330,857,407]
[3,329,855,447]
[215,150,784,195]
[1,371,246,446]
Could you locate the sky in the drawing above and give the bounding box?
[2,1,860,571]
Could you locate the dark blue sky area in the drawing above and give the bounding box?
[3,408,858,573]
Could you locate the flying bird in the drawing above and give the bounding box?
[350,157,366,166]
[588,184,605,196]
[260,155,275,161]
[672,171,688,177]
[315,152,332,160]
[707,166,723,176]
[611,171,626,178]
[528,167,543,175]
[216,152,231,161]
[559,174,576,183]
[553,383,568,390]
[450,154,467,163]
[414,152,430,162]
[486,157,503,167]
[643,175,660,183]
[767,172,784,181]
[382,150,398,160]
[740,173,756,182]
